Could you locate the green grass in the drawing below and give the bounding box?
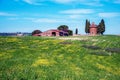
[0,35,120,80]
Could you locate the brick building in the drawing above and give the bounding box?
[89,22,97,35]
[40,29,68,36]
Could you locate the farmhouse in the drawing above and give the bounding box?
[89,22,97,35]
[40,29,68,36]
[32,33,41,36]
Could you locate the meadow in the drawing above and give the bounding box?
[0,35,120,80]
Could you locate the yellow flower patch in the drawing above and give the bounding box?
[58,54,64,59]
[96,63,105,69]
[7,38,19,42]
[96,63,120,75]
[32,40,40,43]
[21,46,28,49]
[32,59,56,67]
[41,47,49,50]
[70,63,83,76]
[7,50,15,53]
[0,52,12,60]
[68,49,74,53]
[0,53,4,57]
[53,49,61,54]
[67,56,72,60]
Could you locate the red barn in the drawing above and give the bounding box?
[89,22,97,35]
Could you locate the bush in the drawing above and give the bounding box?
[68,30,73,36]
[32,30,42,35]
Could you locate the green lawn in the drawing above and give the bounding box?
[0,35,120,80]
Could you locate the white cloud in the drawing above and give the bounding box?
[22,0,43,5]
[23,17,35,20]
[52,0,103,6]
[98,12,120,18]
[8,18,18,20]
[60,9,94,14]
[21,0,102,6]
[69,14,83,19]
[16,0,119,6]
[23,0,33,4]
[29,17,79,23]
[114,0,120,4]
[104,0,120,4]
[82,2,103,6]
[33,18,60,23]
[0,12,17,16]
[53,0,75,4]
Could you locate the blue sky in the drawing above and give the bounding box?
[0,0,120,34]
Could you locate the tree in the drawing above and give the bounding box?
[57,25,68,31]
[58,25,73,36]
[85,19,90,34]
[97,23,101,34]
[100,19,105,35]
[97,19,105,35]
[68,30,73,36]
[32,30,42,35]
[75,28,78,34]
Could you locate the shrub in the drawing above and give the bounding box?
[32,30,42,35]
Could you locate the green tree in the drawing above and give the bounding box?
[100,19,105,35]
[32,30,42,35]
[97,19,105,35]
[97,23,101,34]
[75,28,78,34]
[68,30,73,36]
[85,19,90,34]
[57,25,68,31]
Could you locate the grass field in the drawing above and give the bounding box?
[0,35,120,80]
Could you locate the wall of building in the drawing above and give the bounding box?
[89,22,97,35]
[40,30,60,36]
[90,27,97,35]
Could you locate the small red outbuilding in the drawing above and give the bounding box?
[89,22,97,35]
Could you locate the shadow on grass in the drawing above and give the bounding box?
[105,48,120,53]
[82,45,120,56]
[82,45,101,50]
[59,42,72,45]
[90,51,110,56]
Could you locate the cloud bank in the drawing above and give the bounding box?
[0,12,17,16]
[98,12,120,18]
